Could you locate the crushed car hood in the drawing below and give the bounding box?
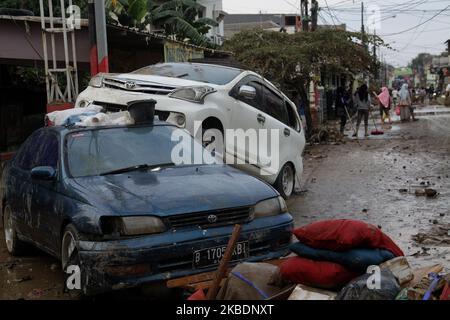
[66,165,276,216]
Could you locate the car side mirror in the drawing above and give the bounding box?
[31,166,56,181]
[238,85,257,100]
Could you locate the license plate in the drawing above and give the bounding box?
[193,241,249,269]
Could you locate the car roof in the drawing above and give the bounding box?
[145,62,244,73]
[45,120,175,135]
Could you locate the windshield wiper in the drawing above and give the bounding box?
[99,163,175,176]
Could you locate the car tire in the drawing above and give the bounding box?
[274,163,295,199]
[3,205,27,256]
[61,224,81,271]
[61,224,85,296]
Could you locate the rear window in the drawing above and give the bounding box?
[131,63,242,85]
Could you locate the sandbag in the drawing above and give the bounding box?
[216,262,289,300]
[289,242,395,272]
[337,269,400,300]
[293,219,404,257]
[279,256,360,289]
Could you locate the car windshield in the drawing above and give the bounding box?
[131,63,242,85]
[65,126,218,178]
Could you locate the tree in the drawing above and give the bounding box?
[224,29,382,93]
[223,29,385,134]
[107,0,218,47]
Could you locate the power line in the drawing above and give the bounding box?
[379,3,450,36]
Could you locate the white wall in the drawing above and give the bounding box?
[197,0,225,45]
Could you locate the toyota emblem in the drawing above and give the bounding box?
[207,214,218,223]
[125,81,136,89]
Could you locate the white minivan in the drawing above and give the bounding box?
[75,63,306,198]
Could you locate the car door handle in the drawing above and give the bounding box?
[284,128,290,137]
[257,114,266,124]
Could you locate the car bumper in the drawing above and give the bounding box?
[77,214,293,294]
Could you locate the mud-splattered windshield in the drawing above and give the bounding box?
[131,63,242,85]
[65,126,217,177]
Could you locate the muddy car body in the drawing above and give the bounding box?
[0,122,293,294]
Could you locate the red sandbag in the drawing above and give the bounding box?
[293,219,404,257]
[280,256,360,289]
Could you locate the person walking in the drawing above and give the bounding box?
[352,84,371,138]
[377,86,392,124]
[398,83,412,122]
[335,86,349,135]
[392,87,399,106]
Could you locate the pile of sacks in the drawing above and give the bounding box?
[46,105,134,127]
[280,219,404,291]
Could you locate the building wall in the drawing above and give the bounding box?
[197,0,225,45]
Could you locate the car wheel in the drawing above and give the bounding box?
[275,163,295,199]
[61,224,80,271]
[3,205,26,256]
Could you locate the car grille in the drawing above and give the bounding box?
[103,77,177,95]
[167,207,252,229]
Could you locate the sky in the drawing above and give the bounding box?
[222,0,450,67]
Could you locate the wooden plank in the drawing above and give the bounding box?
[206,224,242,300]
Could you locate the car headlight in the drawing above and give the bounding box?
[167,112,186,127]
[253,196,288,218]
[168,86,216,104]
[89,74,104,88]
[101,216,166,236]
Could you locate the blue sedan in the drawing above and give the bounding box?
[0,121,293,294]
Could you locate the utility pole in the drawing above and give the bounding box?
[361,2,366,49]
[88,0,109,76]
[301,0,309,32]
[311,0,318,31]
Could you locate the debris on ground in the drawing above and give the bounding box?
[412,223,450,245]
[337,270,400,300]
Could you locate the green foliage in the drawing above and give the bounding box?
[106,0,218,47]
[223,29,384,92]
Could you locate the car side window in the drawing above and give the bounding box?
[262,86,289,126]
[285,100,301,131]
[14,130,44,171]
[15,130,59,171]
[36,133,59,168]
[231,76,265,112]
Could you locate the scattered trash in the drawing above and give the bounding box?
[380,257,414,286]
[412,223,450,245]
[13,275,32,283]
[337,270,400,300]
[288,285,336,300]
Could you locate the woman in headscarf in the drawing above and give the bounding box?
[398,83,411,122]
[352,84,371,138]
[377,87,392,124]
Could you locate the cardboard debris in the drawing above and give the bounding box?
[288,285,337,300]
[380,257,414,286]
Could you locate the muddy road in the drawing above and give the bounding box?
[289,111,450,270]
[1,109,449,299]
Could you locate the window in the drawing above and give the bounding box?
[285,101,300,131]
[14,130,58,171]
[232,76,265,112]
[262,86,289,125]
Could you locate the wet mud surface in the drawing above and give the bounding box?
[1,110,449,299]
[289,112,450,270]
